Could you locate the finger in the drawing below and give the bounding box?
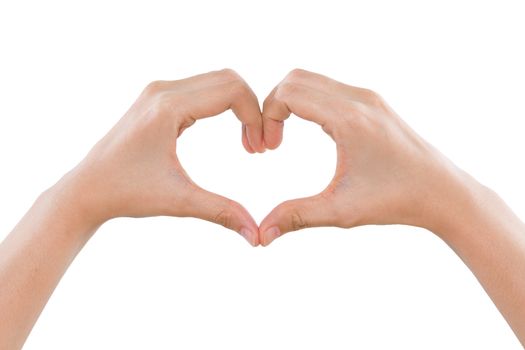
[232,83,264,153]
[185,187,260,246]
[259,194,335,246]
[261,86,287,149]
[148,69,250,95]
[176,72,265,153]
[262,82,337,149]
[242,124,255,154]
[278,69,376,104]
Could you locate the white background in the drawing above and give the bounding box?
[1,1,524,349]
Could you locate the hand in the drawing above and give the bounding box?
[259,69,475,246]
[61,69,264,246]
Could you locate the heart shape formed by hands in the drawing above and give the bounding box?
[77,68,459,249]
[5,68,523,350]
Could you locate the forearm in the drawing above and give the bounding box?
[0,178,99,349]
[434,179,525,346]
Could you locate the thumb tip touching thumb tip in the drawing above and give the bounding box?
[240,227,258,247]
[261,226,281,247]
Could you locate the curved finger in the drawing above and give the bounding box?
[242,124,255,154]
[148,68,254,98]
[176,71,264,153]
[277,69,377,104]
[262,81,338,149]
[258,194,335,246]
[261,86,287,149]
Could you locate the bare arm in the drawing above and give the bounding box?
[0,69,263,349]
[435,183,525,345]
[259,69,525,346]
[0,180,97,349]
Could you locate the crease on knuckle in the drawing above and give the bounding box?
[289,207,308,231]
[214,208,233,230]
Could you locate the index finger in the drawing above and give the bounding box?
[170,69,265,153]
[262,80,337,149]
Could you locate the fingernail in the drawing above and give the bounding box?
[240,227,257,247]
[263,226,280,246]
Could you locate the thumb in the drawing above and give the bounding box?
[259,194,335,247]
[184,187,259,246]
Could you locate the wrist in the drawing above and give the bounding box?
[413,147,492,235]
[426,168,507,243]
[42,170,106,239]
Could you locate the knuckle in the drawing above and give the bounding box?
[274,81,297,102]
[281,201,308,231]
[227,78,250,99]
[284,68,308,84]
[217,68,242,83]
[214,209,233,229]
[213,199,240,230]
[291,211,308,231]
[148,94,186,120]
[143,80,166,97]
[151,96,174,116]
[361,88,384,107]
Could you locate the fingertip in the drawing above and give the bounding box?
[251,143,266,154]
[190,188,260,245]
[240,227,259,247]
[242,124,256,153]
[234,206,260,246]
[264,135,282,150]
[251,137,266,154]
[260,226,281,247]
[245,125,266,153]
[262,118,284,150]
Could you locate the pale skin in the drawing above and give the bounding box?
[0,69,524,349]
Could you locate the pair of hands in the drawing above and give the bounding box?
[63,69,470,246]
[5,68,525,350]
